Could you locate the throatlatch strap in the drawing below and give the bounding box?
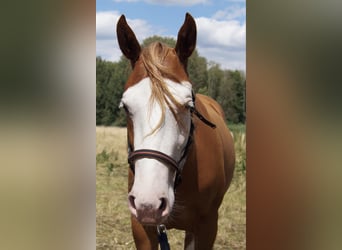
[189,106,216,128]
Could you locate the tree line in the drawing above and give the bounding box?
[96,36,245,126]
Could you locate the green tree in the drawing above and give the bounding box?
[207,63,224,99]
[230,70,246,123]
[96,36,246,126]
[188,50,208,92]
[217,70,245,123]
[96,56,130,126]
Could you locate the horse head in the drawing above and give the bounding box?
[117,13,196,225]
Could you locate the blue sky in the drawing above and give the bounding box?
[96,0,245,70]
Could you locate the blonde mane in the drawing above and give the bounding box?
[141,42,187,134]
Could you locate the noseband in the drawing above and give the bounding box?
[128,120,194,189]
[128,149,182,188]
[127,93,216,190]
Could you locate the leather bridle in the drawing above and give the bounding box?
[126,92,216,190]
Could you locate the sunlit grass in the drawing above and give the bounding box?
[96,125,245,249]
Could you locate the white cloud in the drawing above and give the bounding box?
[197,46,245,70]
[96,11,153,41]
[195,17,246,70]
[96,11,153,61]
[96,11,119,40]
[146,0,208,5]
[112,0,209,5]
[195,17,245,70]
[96,10,245,70]
[193,6,245,70]
[212,5,246,20]
[113,0,139,2]
[196,18,245,49]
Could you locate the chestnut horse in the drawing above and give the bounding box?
[117,13,235,249]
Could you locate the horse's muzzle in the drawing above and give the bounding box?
[128,195,170,225]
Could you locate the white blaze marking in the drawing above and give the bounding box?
[121,77,193,213]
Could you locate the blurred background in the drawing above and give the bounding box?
[247,0,342,249]
[0,0,95,249]
[1,0,341,249]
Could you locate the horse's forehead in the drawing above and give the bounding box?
[125,59,148,90]
[162,48,188,80]
[124,47,188,90]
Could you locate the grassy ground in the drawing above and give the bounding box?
[96,124,246,249]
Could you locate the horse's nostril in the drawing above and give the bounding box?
[158,197,167,211]
[128,195,136,210]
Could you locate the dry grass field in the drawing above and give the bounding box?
[96,125,246,249]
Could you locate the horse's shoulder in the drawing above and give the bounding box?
[195,94,225,119]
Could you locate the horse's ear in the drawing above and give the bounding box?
[175,13,197,66]
[116,15,141,67]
